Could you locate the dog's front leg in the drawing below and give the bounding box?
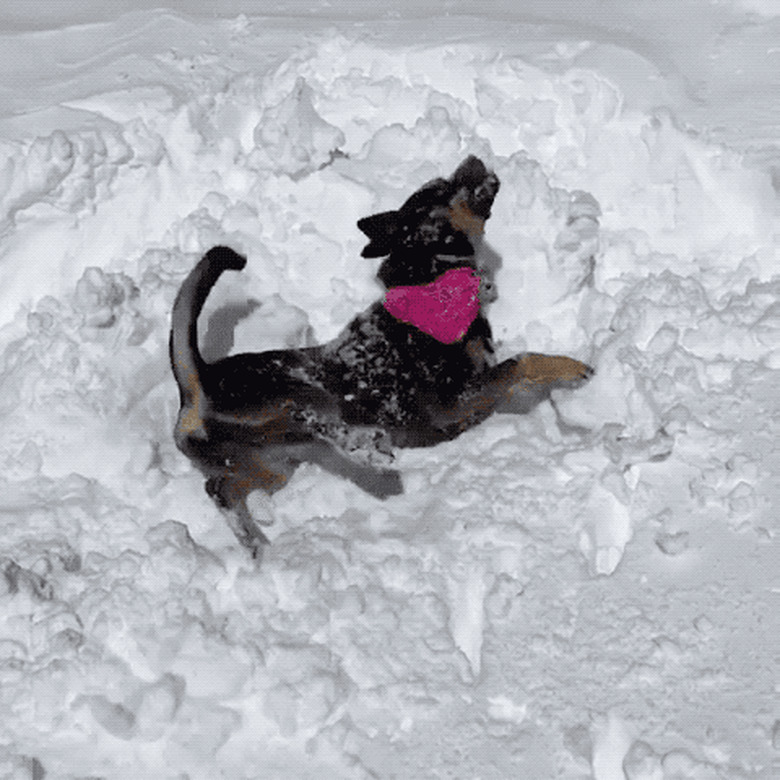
[429,353,593,435]
[495,353,594,413]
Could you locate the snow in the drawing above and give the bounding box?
[0,2,778,778]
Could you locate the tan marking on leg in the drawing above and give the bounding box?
[233,454,288,495]
[218,454,288,510]
[512,354,592,385]
[465,337,490,371]
[217,400,298,502]
[231,399,295,437]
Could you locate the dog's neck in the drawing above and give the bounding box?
[383,266,481,344]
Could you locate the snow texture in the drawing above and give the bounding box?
[0,4,777,779]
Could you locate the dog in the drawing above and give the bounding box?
[170,156,593,555]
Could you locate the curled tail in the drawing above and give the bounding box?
[170,246,246,441]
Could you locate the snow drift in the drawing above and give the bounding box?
[0,10,777,779]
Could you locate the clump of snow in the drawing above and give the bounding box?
[251,77,346,178]
[0,9,777,778]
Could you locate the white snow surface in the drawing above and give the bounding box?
[0,4,778,779]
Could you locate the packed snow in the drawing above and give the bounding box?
[0,5,777,779]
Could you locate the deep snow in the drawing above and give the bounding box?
[0,5,778,779]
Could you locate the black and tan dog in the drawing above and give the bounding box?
[170,156,592,555]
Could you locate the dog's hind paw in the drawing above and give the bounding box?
[247,536,267,562]
[222,513,270,559]
[374,468,404,499]
[231,498,272,556]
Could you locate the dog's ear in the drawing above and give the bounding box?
[358,211,399,258]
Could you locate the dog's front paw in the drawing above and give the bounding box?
[567,359,595,384]
[559,361,594,390]
[372,468,404,499]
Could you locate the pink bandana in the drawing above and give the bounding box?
[383,266,481,344]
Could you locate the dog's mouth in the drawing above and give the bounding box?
[445,158,500,240]
[448,196,486,239]
[452,155,488,189]
[450,155,500,220]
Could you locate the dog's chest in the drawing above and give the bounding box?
[382,266,481,344]
[316,304,489,426]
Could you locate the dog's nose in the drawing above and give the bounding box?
[470,174,500,217]
[453,156,488,187]
[451,157,500,218]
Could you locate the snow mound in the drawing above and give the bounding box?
[0,15,777,779]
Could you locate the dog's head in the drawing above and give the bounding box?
[358,156,500,287]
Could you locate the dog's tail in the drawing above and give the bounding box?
[170,246,246,440]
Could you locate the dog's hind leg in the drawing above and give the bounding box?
[263,439,404,500]
[205,453,292,558]
[225,495,273,560]
[207,439,402,555]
